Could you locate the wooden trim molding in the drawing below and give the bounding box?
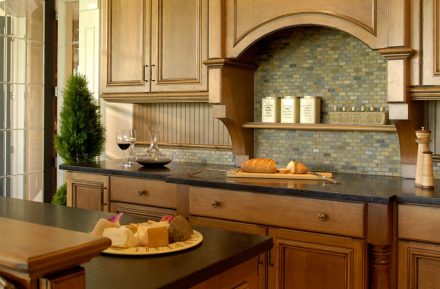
[233,0,378,46]
[410,86,440,100]
[379,47,415,60]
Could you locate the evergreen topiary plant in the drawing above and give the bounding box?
[55,74,105,164]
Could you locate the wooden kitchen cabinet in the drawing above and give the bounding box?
[398,204,440,289]
[100,0,208,100]
[398,241,440,289]
[190,216,268,289]
[188,186,367,289]
[66,172,109,212]
[65,173,178,218]
[268,227,366,289]
[191,257,260,289]
[410,0,440,87]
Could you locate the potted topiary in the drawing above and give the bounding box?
[55,74,105,164]
[53,74,105,205]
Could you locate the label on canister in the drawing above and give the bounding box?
[281,96,299,123]
[300,96,321,124]
[262,97,280,122]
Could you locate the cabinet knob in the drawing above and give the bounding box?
[210,200,219,208]
[318,213,328,221]
[137,190,148,196]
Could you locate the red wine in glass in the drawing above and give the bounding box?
[117,143,130,150]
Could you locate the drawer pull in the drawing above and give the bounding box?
[318,213,328,221]
[211,200,219,208]
[137,190,148,196]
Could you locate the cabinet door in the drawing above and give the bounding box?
[411,0,440,86]
[150,0,208,92]
[189,216,267,289]
[100,0,149,94]
[422,0,440,85]
[66,172,109,212]
[398,240,440,289]
[268,227,365,289]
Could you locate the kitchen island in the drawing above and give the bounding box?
[60,159,440,289]
[0,196,272,289]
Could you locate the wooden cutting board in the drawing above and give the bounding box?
[226,170,332,180]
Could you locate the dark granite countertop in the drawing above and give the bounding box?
[60,159,440,205]
[0,197,272,289]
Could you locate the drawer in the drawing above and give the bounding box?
[399,204,440,243]
[110,177,178,209]
[189,187,365,238]
[111,202,176,221]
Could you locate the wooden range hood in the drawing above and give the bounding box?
[206,0,424,175]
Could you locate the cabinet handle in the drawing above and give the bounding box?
[144,65,149,82]
[137,190,148,196]
[318,213,328,221]
[210,200,219,208]
[150,64,155,82]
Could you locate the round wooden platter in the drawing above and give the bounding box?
[102,230,203,256]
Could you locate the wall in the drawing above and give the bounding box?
[253,27,401,176]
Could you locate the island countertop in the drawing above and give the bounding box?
[60,159,440,205]
[0,197,272,289]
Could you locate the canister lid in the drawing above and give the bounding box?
[303,95,319,99]
[282,96,297,99]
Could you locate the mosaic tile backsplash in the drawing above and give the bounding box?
[253,27,402,176]
[144,27,410,177]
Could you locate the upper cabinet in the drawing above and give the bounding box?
[411,0,440,88]
[100,0,208,101]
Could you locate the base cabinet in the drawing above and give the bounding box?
[268,228,366,289]
[398,241,440,289]
[66,172,109,212]
[190,216,267,289]
[191,257,259,289]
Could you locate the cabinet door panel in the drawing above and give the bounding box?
[66,172,109,212]
[150,0,207,92]
[398,241,440,289]
[101,0,148,93]
[268,227,365,289]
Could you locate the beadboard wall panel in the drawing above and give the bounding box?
[133,103,232,148]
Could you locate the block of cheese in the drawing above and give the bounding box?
[103,227,140,248]
[137,221,169,247]
[91,218,119,236]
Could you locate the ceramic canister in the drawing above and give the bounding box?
[300,96,321,124]
[262,97,280,123]
[281,96,300,123]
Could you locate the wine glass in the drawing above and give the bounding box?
[116,129,132,167]
[127,129,137,164]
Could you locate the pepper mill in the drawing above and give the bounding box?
[415,127,431,186]
[422,150,434,189]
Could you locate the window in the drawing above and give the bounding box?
[0,0,44,200]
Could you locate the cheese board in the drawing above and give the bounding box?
[226,169,333,180]
[102,230,203,256]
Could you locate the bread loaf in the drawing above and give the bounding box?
[287,160,308,174]
[241,158,277,173]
